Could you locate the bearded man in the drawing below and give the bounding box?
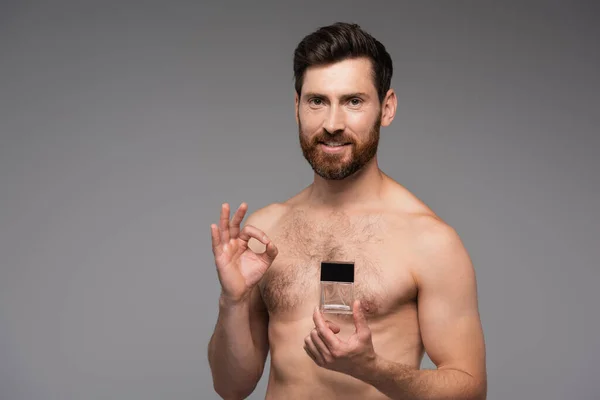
[208,22,487,400]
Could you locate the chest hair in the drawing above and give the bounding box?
[259,209,388,315]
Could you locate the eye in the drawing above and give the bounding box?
[309,97,323,106]
[349,98,362,106]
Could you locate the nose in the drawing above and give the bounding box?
[323,105,346,134]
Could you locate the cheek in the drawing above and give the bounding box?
[299,111,324,132]
[347,112,378,132]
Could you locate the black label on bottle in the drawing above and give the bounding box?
[320,261,354,283]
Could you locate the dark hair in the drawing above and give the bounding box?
[293,22,393,103]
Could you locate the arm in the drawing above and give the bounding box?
[208,285,269,399]
[207,204,277,399]
[356,221,487,399]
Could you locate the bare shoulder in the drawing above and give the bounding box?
[384,178,474,281]
[409,214,465,256]
[243,202,290,232]
[243,186,311,231]
[407,213,476,292]
[242,190,308,252]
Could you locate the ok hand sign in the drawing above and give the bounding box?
[211,203,278,305]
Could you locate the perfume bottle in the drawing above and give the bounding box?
[320,261,354,314]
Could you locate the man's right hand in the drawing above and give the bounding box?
[211,202,278,305]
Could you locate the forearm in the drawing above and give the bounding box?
[354,355,485,400]
[208,298,265,398]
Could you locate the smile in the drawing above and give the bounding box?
[319,143,350,153]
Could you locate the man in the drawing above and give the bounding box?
[207,22,487,400]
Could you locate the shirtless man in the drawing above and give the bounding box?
[207,22,487,399]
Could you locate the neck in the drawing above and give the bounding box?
[307,157,385,209]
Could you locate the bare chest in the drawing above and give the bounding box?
[258,210,417,317]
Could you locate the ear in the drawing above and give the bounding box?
[380,88,397,127]
[294,92,300,124]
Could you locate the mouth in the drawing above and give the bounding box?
[319,141,351,147]
[318,141,351,153]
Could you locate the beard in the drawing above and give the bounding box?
[299,114,381,180]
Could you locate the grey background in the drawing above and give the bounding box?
[1,1,598,399]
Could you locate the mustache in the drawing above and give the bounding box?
[310,132,355,144]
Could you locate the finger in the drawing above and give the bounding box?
[325,320,341,334]
[310,328,333,362]
[261,241,279,264]
[210,224,221,255]
[313,307,341,349]
[303,345,318,364]
[352,300,370,335]
[219,203,230,244]
[304,335,325,366]
[229,202,248,239]
[239,226,278,264]
[238,225,267,244]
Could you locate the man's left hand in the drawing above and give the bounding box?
[303,300,377,377]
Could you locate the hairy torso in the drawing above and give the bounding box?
[255,190,434,399]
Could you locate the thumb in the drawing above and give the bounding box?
[352,300,369,333]
[326,320,341,334]
[259,240,278,264]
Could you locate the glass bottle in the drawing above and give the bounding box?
[319,261,354,314]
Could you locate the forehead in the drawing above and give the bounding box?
[301,57,377,97]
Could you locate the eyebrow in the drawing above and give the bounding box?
[302,92,370,101]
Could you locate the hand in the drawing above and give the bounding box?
[211,202,278,304]
[303,300,377,377]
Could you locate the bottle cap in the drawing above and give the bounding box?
[320,261,354,283]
